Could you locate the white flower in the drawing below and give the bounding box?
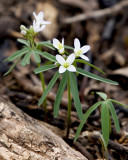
[33,12,51,25]
[53,38,64,54]
[32,11,51,33]
[56,54,76,73]
[32,20,46,33]
[74,38,90,61]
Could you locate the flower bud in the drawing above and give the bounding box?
[21,30,27,35]
[20,25,28,35]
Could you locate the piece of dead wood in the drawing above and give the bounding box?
[59,0,98,12]
[100,47,126,67]
[82,131,128,154]
[61,0,128,24]
[111,67,128,78]
[0,98,87,160]
[74,141,94,160]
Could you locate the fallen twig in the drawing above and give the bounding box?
[59,0,90,12]
[61,1,128,24]
[83,131,128,155]
[74,141,94,160]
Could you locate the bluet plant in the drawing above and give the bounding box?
[4,11,121,139]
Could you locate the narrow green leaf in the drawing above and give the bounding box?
[109,112,111,134]
[20,52,31,66]
[74,101,102,141]
[76,68,118,85]
[101,102,110,146]
[96,92,107,101]
[98,134,108,160]
[4,56,21,75]
[17,39,30,47]
[107,100,120,133]
[32,50,41,63]
[34,64,57,74]
[69,73,83,120]
[109,99,128,109]
[5,47,30,62]
[34,49,56,62]
[64,45,74,50]
[44,61,53,66]
[54,71,69,118]
[38,71,60,106]
[37,41,55,50]
[75,59,105,74]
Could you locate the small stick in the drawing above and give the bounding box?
[61,1,128,24]
[74,141,94,160]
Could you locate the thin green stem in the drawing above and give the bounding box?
[66,76,72,139]
[64,51,70,55]
[37,63,47,120]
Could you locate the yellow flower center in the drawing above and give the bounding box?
[58,42,63,49]
[63,62,69,68]
[76,49,82,55]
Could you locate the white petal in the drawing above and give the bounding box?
[56,55,65,65]
[33,20,41,32]
[62,38,64,46]
[38,12,44,19]
[40,25,46,31]
[74,38,80,49]
[59,66,66,73]
[33,20,37,32]
[53,38,60,49]
[67,65,76,72]
[80,55,90,61]
[41,21,51,25]
[33,12,37,19]
[81,45,90,54]
[66,54,75,65]
[59,48,64,54]
[33,20,36,27]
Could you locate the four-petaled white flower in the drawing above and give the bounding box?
[32,20,46,33]
[74,38,90,61]
[32,11,51,33]
[56,54,76,73]
[33,12,51,25]
[53,38,64,54]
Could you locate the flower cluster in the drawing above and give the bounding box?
[53,38,90,73]
[20,11,50,36]
[20,11,91,74]
[20,12,90,74]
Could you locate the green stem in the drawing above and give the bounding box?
[37,63,47,120]
[66,76,72,139]
[30,38,47,120]
[64,51,70,55]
